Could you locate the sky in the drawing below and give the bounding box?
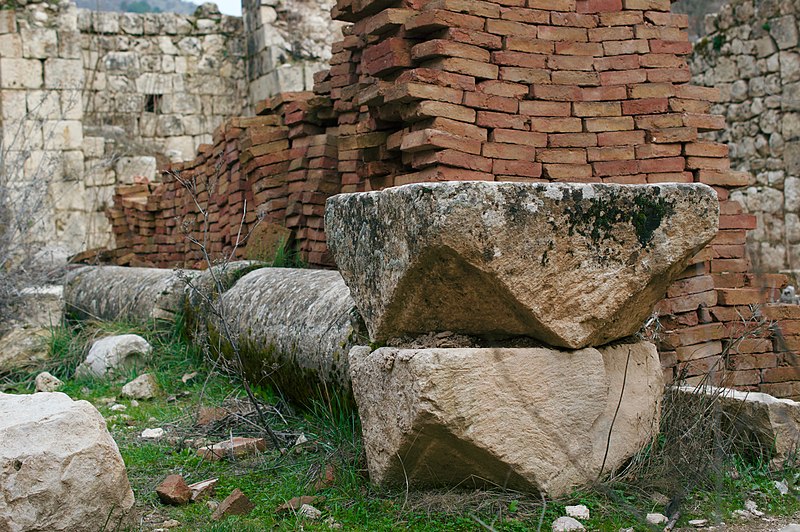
[192,0,241,16]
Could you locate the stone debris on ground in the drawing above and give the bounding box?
[676,386,800,469]
[779,525,800,532]
[34,371,64,392]
[776,480,790,495]
[744,500,764,517]
[299,504,322,519]
[110,403,127,411]
[565,505,590,520]
[181,372,198,383]
[646,513,668,525]
[156,474,192,505]
[197,437,267,461]
[0,392,134,531]
[689,519,708,527]
[350,343,662,496]
[551,516,585,532]
[276,496,326,513]
[211,488,255,520]
[121,373,160,399]
[74,334,152,378]
[188,478,218,501]
[326,181,719,349]
[141,427,165,439]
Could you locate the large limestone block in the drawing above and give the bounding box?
[0,328,50,371]
[0,392,134,531]
[326,182,719,348]
[676,385,800,467]
[75,334,152,379]
[349,341,663,496]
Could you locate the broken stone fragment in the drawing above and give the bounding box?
[0,392,135,531]
[675,385,800,468]
[326,181,719,349]
[349,341,662,497]
[35,371,64,392]
[121,373,160,399]
[156,474,192,505]
[188,478,218,501]
[197,437,267,461]
[211,488,255,520]
[74,334,152,379]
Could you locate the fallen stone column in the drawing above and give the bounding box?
[210,268,365,402]
[64,265,197,322]
[349,341,663,497]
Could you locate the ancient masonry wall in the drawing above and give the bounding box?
[108,0,800,398]
[689,0,800,273]
[0,0,339,254]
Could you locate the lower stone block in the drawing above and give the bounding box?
[349,341,663,497]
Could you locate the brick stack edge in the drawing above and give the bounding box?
[107,0,800,397]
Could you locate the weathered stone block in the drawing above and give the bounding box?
[350,342,662,496]
[0,58,43,89]
[44,58,84,89]
[770,15,799,50]
[115,156,157,184]
[326,182,719,349]
[0,392,134,530]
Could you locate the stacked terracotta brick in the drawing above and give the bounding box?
[107,0,800,397]
[109,93,339,268]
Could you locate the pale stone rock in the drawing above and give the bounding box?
[565,505,590,520]
[552,517,585,532]
[676,386,800,468]
[35,371,64,392]
[349,342,662,496]
[646,513,668,525]
[326,182,719,349]
[75,334,152,378]
[141,427,165,439]
[299,504,322,519]
[121,373,159,399]
[0,328,50,371]
[0,392,134,530]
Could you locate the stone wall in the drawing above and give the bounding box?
[106,0,800,398]
[689,0,800,273]
[0,0,340,255]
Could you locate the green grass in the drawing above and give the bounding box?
[8,319,800,531]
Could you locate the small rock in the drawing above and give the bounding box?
[733,509,752,519]
[552,516,585,532]
[299,504,322,519]
[35,372,64,392]
[156,475,192,506]
[618,528,634,532]
[161,520,180,529]
[565,505,590,520]
[206,500,219,512]
[295,433,308,446]
[776,480,790,495]
[141,428,165,439]
[181,372,198,383]
[211,489,255,520]
[130,399,139,407]
[744,500,764,517]
[689,519,708,527]
[188,478,218,501]
[110,404,126,411]
[121,373,159,399]
[324,516,343,529]
[75,334,152,378]
[197,437,266,461]
[276,495,326,513]
[646,513,668,525]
